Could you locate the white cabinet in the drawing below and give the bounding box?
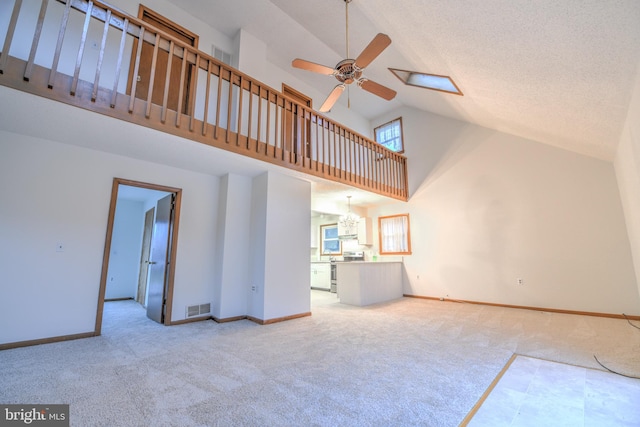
[310,263,331,290]
[337,221,358,239]
[310,225,318,248]
[357,217,373,245]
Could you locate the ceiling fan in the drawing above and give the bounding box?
[291,0,397,113]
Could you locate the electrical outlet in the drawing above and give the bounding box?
[517,278,523,285]
[251,284,257,292]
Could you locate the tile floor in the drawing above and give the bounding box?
[467,355,640,426]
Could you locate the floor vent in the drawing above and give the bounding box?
[186,303,211,318]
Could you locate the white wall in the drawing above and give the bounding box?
[614,60,640,300]
[105,199,144,300]
[0,131,220,345]
[214,173,253,320]
[368,107,640,315]
[249,172,311,321]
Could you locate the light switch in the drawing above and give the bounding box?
[56,242,64,252]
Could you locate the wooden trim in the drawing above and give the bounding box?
[104,297,134,302]
[164,188,182,325]
[247,312,312,325]
[320,222,342,256]
[0,332,95,351]
[95,178,182,335]
[378,213,412,255]
[373,116,404,154]
[459,353,518,426]
[403,294,640,320]
[170,316,212,325]
[138,5,199,48]
[213,315,248,323]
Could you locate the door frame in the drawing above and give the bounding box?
[95,177,183,335]
[126,5,199,114]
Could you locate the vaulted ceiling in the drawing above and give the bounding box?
[173,0,640,162]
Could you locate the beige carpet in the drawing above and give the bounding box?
[0,291,638,426]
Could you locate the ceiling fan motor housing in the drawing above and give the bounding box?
[335,59,362,84]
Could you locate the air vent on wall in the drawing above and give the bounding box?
[212,46,232,66]
[186,303,211,318]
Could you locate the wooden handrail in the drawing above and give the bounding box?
[0,0,408,200]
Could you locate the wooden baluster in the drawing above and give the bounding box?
[145,32,160,118]
[128,26,144,112]
[214,63,222,139]
[48,0,71,88]
[256,85,263,152]
[237,74,243,146]
[203,59,211,136]
[383,156,388,194]
[315,114,320,171]
[70,1,93,96]
[351,134,356,182]
[356,136,361,184]
[321,119,327,173]
[389,153,396,194]
[226,71,233,144]
[175,46,187,126]
[339,128,344,179]
[24,0,48,81]
[265,89,271,155]
[0,0,22,75]
[332,124,337,177]
[160,40,174,123]
[188,53,200,132]
[91,8,111,101]
[247,80,253,149]
[275,98,281,159]
[110,18,129,108]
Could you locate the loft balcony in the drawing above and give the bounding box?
[0,0,408,201]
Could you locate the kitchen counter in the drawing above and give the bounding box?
[336,262,403,306]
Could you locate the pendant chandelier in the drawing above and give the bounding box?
[339,196,360,230]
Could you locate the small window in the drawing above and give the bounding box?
[374,117,404,153]
[379,214,411,255]
[320,223,341,255]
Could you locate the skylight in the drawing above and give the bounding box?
[389,68,463,96]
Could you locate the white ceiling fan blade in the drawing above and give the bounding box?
[319,85,346,112]
[354,33,391,69]
[359,79,396,101]
[292,58,335,75]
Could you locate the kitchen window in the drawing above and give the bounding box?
[378,214,412,255]
[374,117,404,153]
[320,223,341,255]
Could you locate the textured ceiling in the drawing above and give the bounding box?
[175,0,640,162]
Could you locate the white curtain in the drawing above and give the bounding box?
[380,215,409,253]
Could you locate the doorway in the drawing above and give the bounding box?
[282,84,313,159]
[127,5,199,114]
[95,178,182,335]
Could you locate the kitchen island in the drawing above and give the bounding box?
[336,261,403,306]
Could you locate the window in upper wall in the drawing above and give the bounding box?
[320,223,341,255]
[378,214,412,255]
[374,117,404,153]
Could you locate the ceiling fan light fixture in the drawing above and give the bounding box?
[389,68,463,96]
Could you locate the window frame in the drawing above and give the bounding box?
[378,213,412,255]
[320,223,342,256]
[374,117,404,154]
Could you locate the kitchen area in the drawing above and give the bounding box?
[310,196,405,307]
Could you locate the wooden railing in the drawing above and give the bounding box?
[0,0,408,200]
